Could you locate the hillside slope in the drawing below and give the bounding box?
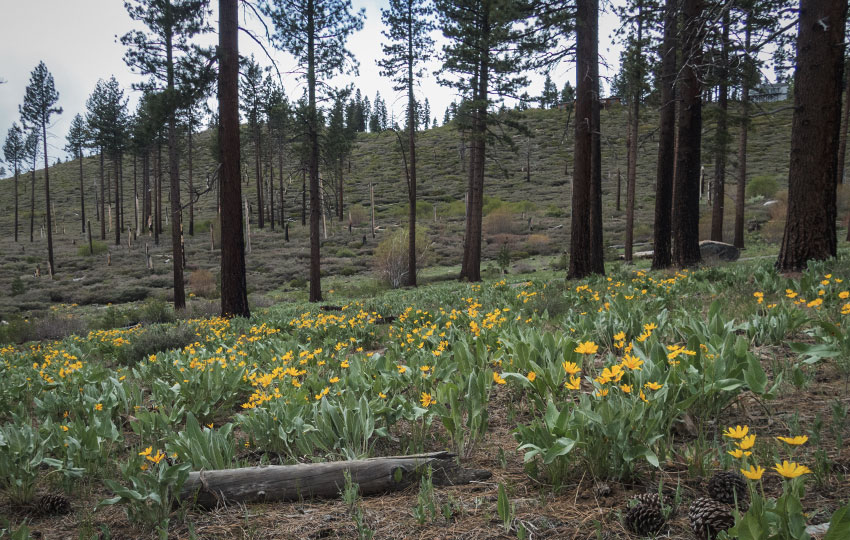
[0,100,837,317]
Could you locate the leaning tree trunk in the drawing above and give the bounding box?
[710,10,730,242]
[734,18,751,249]
[568,0,597,279]
[219,0,250,318]
[777,0,845,270]
[671,0,704,267]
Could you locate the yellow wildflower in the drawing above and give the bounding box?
[723,425,749,439]
[741,465,765,480]
[774,460,811,479]
[574,341,599,354]
[776,435,808,445]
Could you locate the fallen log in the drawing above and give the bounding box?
[178,451,490,508]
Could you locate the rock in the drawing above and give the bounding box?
[699,240,740,262]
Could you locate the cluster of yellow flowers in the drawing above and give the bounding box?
[723,425,812,480]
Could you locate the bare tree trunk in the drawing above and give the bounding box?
[302,167,306,226]
[838,58,850,186]
[734,17,751,249]
[255,122,264,229]
[13,166,19,242]
[269,153,275,231]
[219,0,250,318]
[568,0,597,279]
[156,142,162,244]
[460,3,488,283]
[777,0,845,270]
[407,2,417,287]
[42,121,55,277]
[624,2,643,264]
[115,156,121,246]
[79,151,86,234]
[307,0,322,302]
[100,150,106,240]
[671,0,703,267]
[188,125,194,236]
[710,10,730,242]
[133,153,138,237]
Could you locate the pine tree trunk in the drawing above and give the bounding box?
[302,168,306,226]
[777,0,845,271]
[100,150,106,240]
[569,0,596,279]
[115,156,121,246]
[133,153,138,236]
[119,153,124,232]
[588,6,604,275]
[652,0,677,270]
[837,59,850,186]
[460,4,488,283]
[30,158,36,243]
[710,10,730,242]
[671,0,703,267]
[156,142,162,244]
[623,5,643,265]
[734,18,751,250]
[279,142,285,230]
[14,166,19,242]
[255,122,264,229]
[188,126,194,236]
[42,118,55,276]
[165,15,186,310]
[79,151,86,234]
[407,2,417,287]
[219,0,250,318]
[307,0,322,302]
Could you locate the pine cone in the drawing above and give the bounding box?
[707,471,749,510]
[689,497,735,540]
[624,493,665,536]
[35,494,71,516]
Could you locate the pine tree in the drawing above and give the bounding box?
[560,81,575,105]
[378,0,435,287]
[422,97,431,130]
[777,0,846,270]
[3,123,25,242]
[323,89,354,221]
[262,0,365,303]
[240,56,266,228]
[651,0,677,270]
[436,0,532,282]
[121,0,214,310]
[23,128,39,245]
[539,73,558,108]
[671,0,705,267]
[65,114,88,234]
[20,62,62,277]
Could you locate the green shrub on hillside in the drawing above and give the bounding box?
[77,241,108,256]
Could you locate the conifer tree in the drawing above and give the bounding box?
[436,0,532,282]
[20,62,62,277]
[777,0,846,270]
[3,123,25,242]
[378,0,434,287]
[219,0,250,318]
[262,0,365,302]
[240,56,266,229]
[539,73,559,108]
[65,114,88,234]
[122,0,214,310]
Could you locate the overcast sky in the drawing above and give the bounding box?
[0,0,624,164]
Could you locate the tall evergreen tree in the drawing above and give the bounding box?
[671,0,704,267]
[240,56,266,229]
[65,114,88,234]
[122,0,214,310]
[539,73,559,108]
[710,8,731,242]
[436,0,532,282]
[20,62,62,277]
[777,0,846,270]
[3,123,25,242]
[560,80,575,104]
[323,89,355,221]
[378,0,434,287]
[651,0,677,270]
[262,0,365,303]
[218,0,250,317]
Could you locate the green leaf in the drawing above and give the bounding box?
[824,502,850,540]
[542,437,575,464]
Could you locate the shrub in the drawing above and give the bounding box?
[139,298,176,324]
[348,204,368,226]
[748,174,779,199]
[10,277,25,297]
[373,228,430,288]
[77,241,108,256]
[544,204,565,218]
[336,248,356,258]
[440,200,466,217]
[483,207,516,235]
[189,269,217,298]
[525,234,552,255]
